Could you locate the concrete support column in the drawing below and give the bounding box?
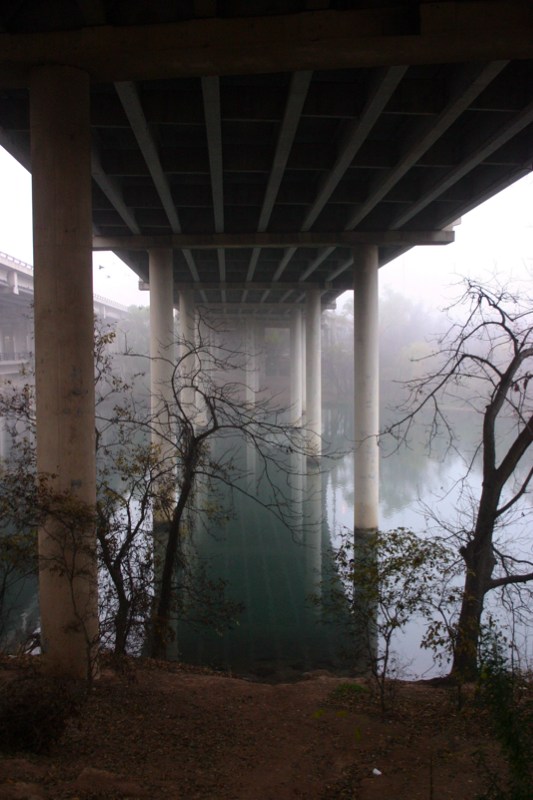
[30,65,96,678]
[305,289,322,455]
[290,308,303,425]
[244,316,259,408]
[149,249,175,439]
[301,312,306,420]
[353,245,380,533]
[179,289,197,420]
[149,249,177,657]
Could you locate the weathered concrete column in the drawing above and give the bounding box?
[305,289,322,455]
[353,245,379,533]
[30,65,96,678]
[290,307,303,425]
[149,249,177,658]
[149,249,175,435]
[301,312,306,421]
[179,289,197,419]
[244,316,259,408]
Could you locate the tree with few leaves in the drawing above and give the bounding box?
[324,527,458,710]
[385,280,533,679]
[113,320,315,659]
[1,318,317,667]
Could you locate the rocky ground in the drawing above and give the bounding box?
[0,656,509,799]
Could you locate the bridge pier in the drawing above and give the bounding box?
[244,316,259,408]
[305,289,322,455]
[149,248,175,439]
[30,65,97,678]
[353,244,380,535]
[179,288,197,421]
[290,307,304,425]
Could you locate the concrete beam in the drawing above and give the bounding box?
[93,230,454,251]
[0,5,532,86]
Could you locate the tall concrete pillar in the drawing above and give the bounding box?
[301,311,306,420]
[244,316,259,408]
[353,245,379,533]
[30,65,96,678]
[149,249,175,439]
[244,316,258,477]
[149,249,177,657]
[290,307,303,425]
[305,289,322,455]
[179,289,197,421]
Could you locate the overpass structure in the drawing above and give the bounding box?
[0,250,128,377]
[0,1,532,675]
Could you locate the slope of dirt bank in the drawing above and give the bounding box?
[0,657,504,799]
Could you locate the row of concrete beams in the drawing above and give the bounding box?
[93,55,531,309]
[84,56,518,306]
[90,54,533,310]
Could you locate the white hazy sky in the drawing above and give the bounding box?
[0,144,531,311]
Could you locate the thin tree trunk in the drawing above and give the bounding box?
[451,533,495,680]
[151,452,197,659]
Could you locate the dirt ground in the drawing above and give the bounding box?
[0,657,507,799]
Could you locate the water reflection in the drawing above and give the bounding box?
[5,401,532,676]
[175,434,354,678]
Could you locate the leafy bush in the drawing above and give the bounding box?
[476,631,533,800]
[322,527,460,712]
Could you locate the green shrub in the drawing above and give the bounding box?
[476,632,533,800]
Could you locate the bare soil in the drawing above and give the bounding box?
[0,656,507,799]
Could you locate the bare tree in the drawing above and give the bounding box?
[0,319,318,668]
[385,280,533,679]
[92,321,318,657]
[108,320,316,659]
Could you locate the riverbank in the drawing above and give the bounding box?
[0,656,507,799]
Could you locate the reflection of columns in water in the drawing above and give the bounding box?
[353,245,379,534]
[245,436,257,491]
[290,307,303,425]
[244,316,258,479]
[305,464,323,601]
[305,289,322,454]
[290,447,306,540]
[352,530,379,670]
[31,65,97,678]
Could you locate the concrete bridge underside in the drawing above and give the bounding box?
[1,1,532,675]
